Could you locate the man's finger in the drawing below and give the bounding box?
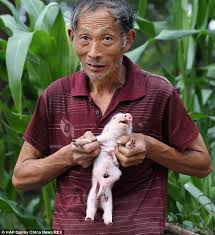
[115,148,127,163]
[116,135,131,145]
[116,147,145,167]
[73,141,100,153]
[117,145,137,157]
[79,142,100,153]
[81,161,93,168]
[82,131,96,141]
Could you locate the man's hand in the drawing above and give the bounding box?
[115,133,147,167]
[70,131,100,168]
[12,131,100,191]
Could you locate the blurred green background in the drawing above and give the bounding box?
[0,0,214,234]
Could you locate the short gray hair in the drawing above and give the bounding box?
[71,0,135,33]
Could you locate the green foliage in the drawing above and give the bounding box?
[0,0,78,115]
[0,194,44,229]
[0,0,214,233]
[0,0,78,229]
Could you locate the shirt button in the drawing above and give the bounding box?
[138,122,144,127]
[96,110,100,115]
[74,188,81,195]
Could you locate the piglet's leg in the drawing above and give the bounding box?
[104,148,119,166]
[96,134,109,144]
[85,176,99,222]
[97,186,106,200]
[112,154,119,166]
[72,137,96,147]
[97,167,122,200]
[125,138,136,149]
[100,187,113,226]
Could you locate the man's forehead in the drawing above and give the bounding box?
[78,25,117,33]
[76,8,119,31]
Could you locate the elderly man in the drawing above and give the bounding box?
[12,0,212,234]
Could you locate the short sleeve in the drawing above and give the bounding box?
[164,88,199,152]
[23,93,50,155]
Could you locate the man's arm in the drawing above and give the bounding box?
[116,133,212,177]
[12,132,100,191]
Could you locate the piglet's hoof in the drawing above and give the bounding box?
[72,139,78,147]
[85,217,94,222]
[105,222,113,226]
[125,138,136,149]
[97,194,103,200]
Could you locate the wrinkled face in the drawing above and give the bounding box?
[110,113,132,133]
[72,8,126,81]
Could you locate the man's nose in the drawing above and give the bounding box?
[88,41,102,59]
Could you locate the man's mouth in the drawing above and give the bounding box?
[87,63,105,68]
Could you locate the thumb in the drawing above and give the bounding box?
[117,135,131,145]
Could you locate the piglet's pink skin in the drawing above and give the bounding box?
[73,113,135,225]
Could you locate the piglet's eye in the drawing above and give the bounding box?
[112,117,116,120]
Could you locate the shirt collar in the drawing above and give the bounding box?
[71,56,146,101]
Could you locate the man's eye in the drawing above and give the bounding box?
[79,36,90,44]
[103,36,113,45]
[104,36,112,41]
[80,36,88,40]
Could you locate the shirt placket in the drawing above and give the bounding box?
[88,97,102,125]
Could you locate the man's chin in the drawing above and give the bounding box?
[85,71,107,81]
[90,76,106,81]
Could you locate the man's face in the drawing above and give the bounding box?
[72,8,127,81]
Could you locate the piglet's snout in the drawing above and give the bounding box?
[124,113,132,121]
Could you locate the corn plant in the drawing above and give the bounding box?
[0,0,78,229]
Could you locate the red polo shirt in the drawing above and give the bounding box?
[24,56,199,235]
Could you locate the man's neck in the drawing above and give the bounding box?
[89,64,127,96]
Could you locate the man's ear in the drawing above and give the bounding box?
[122,29,136,53]
[68,28,74,41]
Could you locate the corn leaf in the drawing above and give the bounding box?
[189,112,208,121]
[184,182,215,216]
[0,195,44,229]
[186,37,196,70]
[20,0,44,27]
[0,0,20,20]
[49,10,74,79]
[6,31,34,115]
[191,0,199,29]
[206,65,215,78]
[196,0,209,29]
[136,16,155,37]
[126,39,154,63]
[0,14,27,33]
[137,0,148,17]
[155,29,200,40]
[35,2,59,33]
[0,102,30,133]
[26,53,52,89]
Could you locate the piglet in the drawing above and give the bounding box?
[73,113,135,225]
